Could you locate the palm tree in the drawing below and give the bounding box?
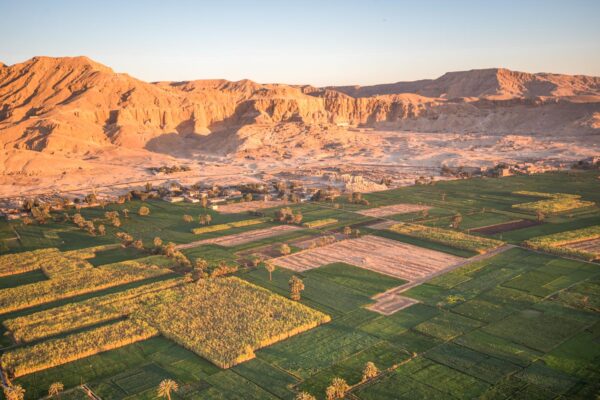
[48,382,64,398]
[6,385,25,400]
[361,361,379,382]
[289,275,305,301]
[265,261,276,281]
[295,392,316,400]
[325,377,349,400]
[157,379,179,400]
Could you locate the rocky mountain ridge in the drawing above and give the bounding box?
[0,56,598,156]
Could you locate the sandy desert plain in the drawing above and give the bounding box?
[0,56,599,400]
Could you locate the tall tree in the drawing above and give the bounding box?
[265,261,276,281]
[6,385,25,400]
[289,275,305,301]
[452,214,463,229]
[295,392,316,400]
[279,243,291,256]
[157,379,179,400]
[48,382,64,398]
[325,377,349,400]
[361,361,379,382]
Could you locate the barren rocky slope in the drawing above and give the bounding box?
[0,56,598,158]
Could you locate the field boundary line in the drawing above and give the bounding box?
[368,244,515,315]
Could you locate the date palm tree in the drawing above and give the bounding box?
[296,392,316,400]
[6,385,25,400]
[265,261,276,281]
[157,379,178,400]
[48,382,64,398]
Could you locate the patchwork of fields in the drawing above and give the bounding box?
[273,235,462,281]
[177,225,302,249]
[0,171,598,399]
[356,203,430,218]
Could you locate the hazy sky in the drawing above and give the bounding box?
[1,0,599,86]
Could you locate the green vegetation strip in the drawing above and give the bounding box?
[302,219,338,228]
[389,223,504,254]
[191,218,267,234]
[524,225,600,261]
[512,191,595,214]
[1,319,158,377]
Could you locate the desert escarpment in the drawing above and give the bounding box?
[0,56,599,158]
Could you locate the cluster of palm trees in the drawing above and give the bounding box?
[5,361,379,400]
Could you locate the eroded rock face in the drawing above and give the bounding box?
[0,56,598,155]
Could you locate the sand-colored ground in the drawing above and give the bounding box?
[563,238,600,256]
[1,56,599,199]
[367,243,514,315]
[365,220,397,230]
[357,204,430,218]
[176,225,301,249]
[272,235,462,281]
[216,200,287,214]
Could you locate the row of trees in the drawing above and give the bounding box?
[296,361,380,399]
[275,207,303,224]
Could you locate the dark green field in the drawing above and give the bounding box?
[0,171,598,399]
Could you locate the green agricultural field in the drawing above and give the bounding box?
[0,171,599,399]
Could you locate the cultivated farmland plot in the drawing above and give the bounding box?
[1,172,600,400]
[563,237,600,256]
[216,200,287,214]
[470,219,541,235]
[176,225,301,249]
[357,204,431,218]
[273,235,462,281]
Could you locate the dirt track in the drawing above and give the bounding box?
[273,235,461,280]
[176,225,301,249]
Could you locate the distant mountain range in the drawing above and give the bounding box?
[1,56,598,155]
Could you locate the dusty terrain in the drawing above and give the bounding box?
[563,238,600,256]
[357,204,431,218]
[0,56,599,197]
[176,225,301,249]
[216,200,288,214]
[272,235,462,280]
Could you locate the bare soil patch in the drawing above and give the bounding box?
[563,237,600,256]
[470,219,541,235]
[367,294,418,315]
[357,204,430,218]
[289,233,346,250]
[216,200,287,214]
[273,235,462,281]
[176,225,301,249]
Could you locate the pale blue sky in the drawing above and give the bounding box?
[1,0,599,86]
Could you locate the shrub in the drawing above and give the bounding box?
[138,206,151,216]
